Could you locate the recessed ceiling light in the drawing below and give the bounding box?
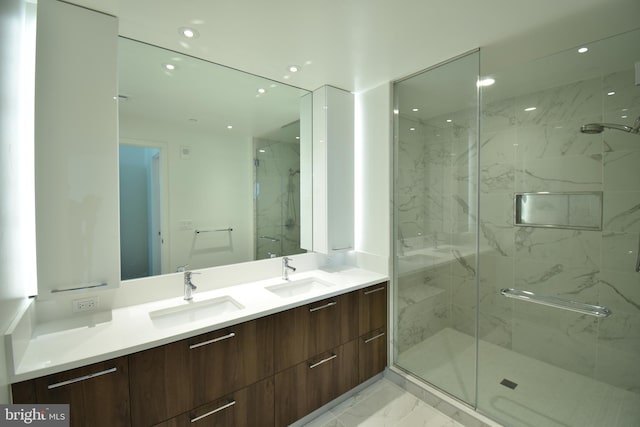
[607,91,616,96]
[412,108,419,112]
[578,47,588,53]
[295,136,300,140]
[227,125,233,129]
[393,109,399,115]
[409,127,416,131]
[288,65,299,73]
[524,107,537,112]
[477,77,496,87]
[258,149,266,153]
[257,88,266,94]
[163,63,176,71]
[179,27,199,38]
[446,119,453,123]
[283,75,290,80]
[270,83,277,88]
[622,115,628,119]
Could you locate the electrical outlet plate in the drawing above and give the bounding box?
[73,297,100,313]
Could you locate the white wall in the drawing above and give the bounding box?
[120,116,254,274]
[0,0,36,403]
[355,83,392,260]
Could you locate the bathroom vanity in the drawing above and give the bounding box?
[9,273,387,427]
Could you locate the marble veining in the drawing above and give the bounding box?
[303,379,466,427]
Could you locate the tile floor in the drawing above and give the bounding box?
[397,328,640,427]
[302,378,465,427]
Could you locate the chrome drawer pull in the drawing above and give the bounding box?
[308,354,337,369]
[364,332,386,344]
[309,301,337,312]
[189,332,236,349]
[47,367,117,389]
[363,286,385,295]
[191,400,236,423]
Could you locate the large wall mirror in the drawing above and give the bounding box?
[118,38,312,280]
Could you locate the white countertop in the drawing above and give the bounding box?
[9,267,387,382]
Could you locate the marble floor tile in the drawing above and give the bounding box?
[303,379,465,427]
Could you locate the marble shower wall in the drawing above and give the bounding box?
[254,138,304,260]
[475,66,640,392]
[396,111,478,353]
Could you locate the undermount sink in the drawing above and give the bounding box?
[149,296,244,328]
[266,277,334,298]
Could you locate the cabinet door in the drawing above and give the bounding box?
[311,86,354,254]
[274,292,358,372]
[35,0,120,296]
[359,327,387,383]
[24,356,130,427]
[274,340,358,427]
[359,282,388,336]
[129,317,274,427]
[153,378,274,427]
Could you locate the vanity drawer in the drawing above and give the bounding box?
[358,282,388,336]
[152,377,274,427]
[129,316,274,427]
[274,339,358,427]
[12,356,131,427]
[273,291,358,372]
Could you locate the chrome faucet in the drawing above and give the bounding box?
[184,271,199,300]
[282,257,296,280]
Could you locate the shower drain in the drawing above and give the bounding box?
[500,378,518,390]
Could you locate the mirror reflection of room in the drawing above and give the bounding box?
[117,38,310,280]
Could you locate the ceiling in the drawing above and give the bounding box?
[63,0,640,93]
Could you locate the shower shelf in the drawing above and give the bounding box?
[500,288,612,318]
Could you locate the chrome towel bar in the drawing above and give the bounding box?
[500,288,612,318]
[51,282,108,293]
[195,227,233,234]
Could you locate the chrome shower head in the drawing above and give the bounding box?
[580,116,640,135]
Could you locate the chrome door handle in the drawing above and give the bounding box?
[363,286,385,295]
[364,332,386,344]
[190,400,236,423]
[189,332,236,349]
[309,301,337,312]
[47,367,117,389]
[308,354,337,369]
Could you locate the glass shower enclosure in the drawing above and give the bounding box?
[393,28,640,427]
[254,120,305,260]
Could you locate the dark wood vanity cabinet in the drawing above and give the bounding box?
[273,291,359,372]
[11,356,131,427]
[358,282,388,382]
[11,282,388,427]
[128,317,274,427]
[152,378,274,427]
[275,340,359,426]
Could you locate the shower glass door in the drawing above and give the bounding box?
[476,28,640,427]
[393,50,480,406]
